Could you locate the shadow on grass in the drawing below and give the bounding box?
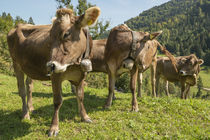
[1,91,108,139]
[31,91,107,122]
[12,91,74,98]
[0,110,31,140]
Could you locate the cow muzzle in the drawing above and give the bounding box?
[179,70,187,76]
[46,61,72,76]
[179,70,196,76]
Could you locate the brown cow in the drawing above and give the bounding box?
[70,39,107,93]
[153,55,204,99]
[104,24,177,111]
[91,39,107,73]
[7,7,100,136]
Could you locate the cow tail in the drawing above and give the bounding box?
[157,41,178,73]
[15,24,26,44]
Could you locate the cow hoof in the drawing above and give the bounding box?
[29,106,34,112]
[137,95,142,98]
[22,113,30,120]
[131,108,139,112]
[48,129,59,137]
[83,118,92,123]
[104,105,111,109]
[112,96,117,100]
[81,117,92,123]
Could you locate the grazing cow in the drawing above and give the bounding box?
[153,55,204,99]
[7,7,100,136]
[104,24,177,111]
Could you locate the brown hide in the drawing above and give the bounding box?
[91,39,107,73]
[8,24,52,80]
[156,54,203,83]
[155,54,203,99]
[104,24,175,110]
[7,7,101,137]
[136,40,158,72]
[91,39,157,73]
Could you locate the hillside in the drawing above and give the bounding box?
[0,73,209,139]
[125,0,210,65]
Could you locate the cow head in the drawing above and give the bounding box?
[46,7,100,75]
[135,30,162,69]
[178,54,204,76]
[142,30,163,42]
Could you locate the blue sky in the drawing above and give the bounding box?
[0,0,170,28]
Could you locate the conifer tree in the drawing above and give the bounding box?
[28,17,35,25]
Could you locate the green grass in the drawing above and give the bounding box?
[200,66,210,88]
[188,66,210,98]
[0,73,209,140]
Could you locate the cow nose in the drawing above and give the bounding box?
[179,70,185,75]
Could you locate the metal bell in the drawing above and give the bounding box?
[80,59,92,72]
[122,58,134,70]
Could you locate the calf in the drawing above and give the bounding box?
[153,55,203,99]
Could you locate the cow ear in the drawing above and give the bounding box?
[198,59,204,65]
[80,7,101,27]
[149,30,163,40]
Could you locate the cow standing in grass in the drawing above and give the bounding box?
[154,55,204,99]
[137,55,204,99]
[104,24,177,111]
[7,7,100,136]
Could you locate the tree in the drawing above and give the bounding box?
[76,0,89,16]
[204,50,210,66]
[28,17,35,25]
[14,16,26,26]
[55,0,73,9]
[0,12,16,75]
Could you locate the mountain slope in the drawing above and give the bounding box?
[125,0,210,65]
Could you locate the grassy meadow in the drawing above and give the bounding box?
[0,73,209,140]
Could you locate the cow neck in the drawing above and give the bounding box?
[129,31,141,60]
[83,28,90,59]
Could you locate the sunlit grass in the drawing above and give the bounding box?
[0,73,209,140]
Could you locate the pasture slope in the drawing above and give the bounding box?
[0,73,209,140]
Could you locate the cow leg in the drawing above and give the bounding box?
[13,64,30,119]
[155,74,160,97]
[180,81,185,99]
[25,77,34,112]
[70,81,76,94]
[184,84,191,99]
[75,78,91,123]
[165,80,170,96]
[112,92,116,100]
[151,63,157,98]
[130,65,139,112]
[105,73,116,109]
[48,76,62,137]
[137,72,143,97]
